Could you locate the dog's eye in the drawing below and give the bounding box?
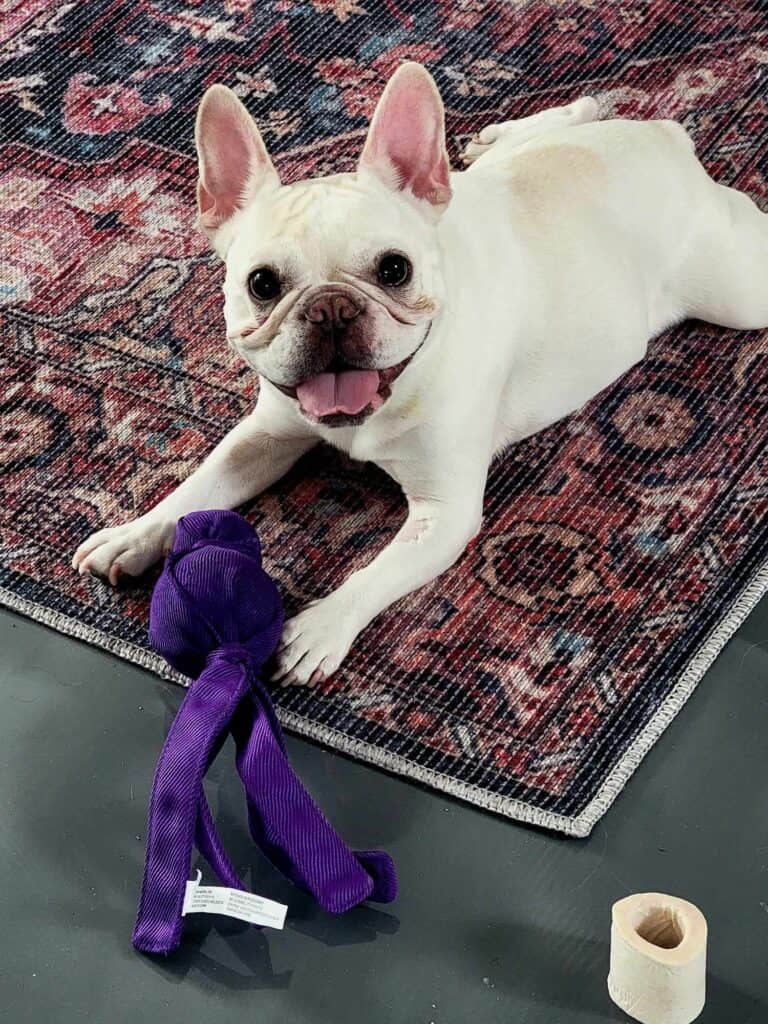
[376,253,411,288]
[248,267,281,302]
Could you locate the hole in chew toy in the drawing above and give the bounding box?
[636,907,685,949]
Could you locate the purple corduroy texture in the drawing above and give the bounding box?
[132,510,397,955]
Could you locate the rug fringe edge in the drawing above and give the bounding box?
[572,556,768,836]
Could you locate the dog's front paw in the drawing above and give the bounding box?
[72,517,174,585]
[272,596,361,687]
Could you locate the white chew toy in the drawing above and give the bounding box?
[608,892,707,1024]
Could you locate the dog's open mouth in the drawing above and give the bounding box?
[272,352,417,427]
[297,368,381,418]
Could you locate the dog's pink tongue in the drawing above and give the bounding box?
[296,370,380,417]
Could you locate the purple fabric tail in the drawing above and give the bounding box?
[132,653,249,954]
[230,675,396,913]
[131,510,397,955]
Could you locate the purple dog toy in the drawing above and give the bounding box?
[132,509,397,955]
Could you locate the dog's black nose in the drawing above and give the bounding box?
[304,292,362,331]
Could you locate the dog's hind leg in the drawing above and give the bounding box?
[461,97,599,166]
[678,184,768,330]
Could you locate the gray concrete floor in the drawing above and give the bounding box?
[1,603,767,1024]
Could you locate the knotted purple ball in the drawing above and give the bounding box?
[148,510,284,679]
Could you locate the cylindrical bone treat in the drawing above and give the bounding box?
[607,892,707,1024]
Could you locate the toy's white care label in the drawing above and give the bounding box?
[182,870,287,929]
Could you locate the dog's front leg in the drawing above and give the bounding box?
[73,397,316,584]
[273,488,484,686]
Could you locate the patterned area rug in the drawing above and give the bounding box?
[2,1,767,837]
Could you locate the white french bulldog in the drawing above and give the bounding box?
[73,62,768,686]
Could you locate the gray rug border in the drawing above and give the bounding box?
[2,558,766,838]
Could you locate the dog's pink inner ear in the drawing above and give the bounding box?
[195,85,278,230]
[360,63,451,208]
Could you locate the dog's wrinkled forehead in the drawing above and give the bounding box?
[227,171,432,276]
[262,175,369,239]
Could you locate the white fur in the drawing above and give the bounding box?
[74,79,768,686]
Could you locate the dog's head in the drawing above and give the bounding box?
[195,62,451,427]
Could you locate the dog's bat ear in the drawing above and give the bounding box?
[359,62,451,211]
[195,85,279,239]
